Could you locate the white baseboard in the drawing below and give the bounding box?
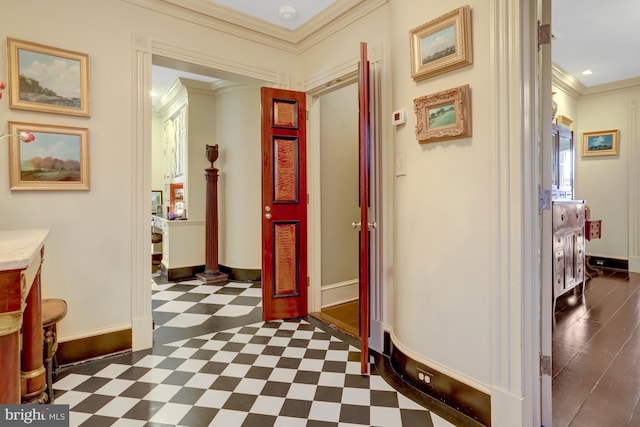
[629,256,640,273]
[321,279,358,308]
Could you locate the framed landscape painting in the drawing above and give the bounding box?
[410,5,472,81]
[414,84,472,143]
[8,122,90,190]
[582,129,619,157]
[7,38,91,117]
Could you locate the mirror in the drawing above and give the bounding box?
[552,124,574,200]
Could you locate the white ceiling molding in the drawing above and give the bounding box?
[122,0,387,54]
[553,64,640,100]
[552,64,585,99]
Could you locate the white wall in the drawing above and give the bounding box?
[0,0,299,341]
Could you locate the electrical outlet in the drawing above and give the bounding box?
[395,155,406,176]
[417,368,434,386]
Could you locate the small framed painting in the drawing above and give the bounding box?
[410,6,473,81]
[8,121,90,190]
[414,84,472,143]
[151,191,163,215]
[582,130,619,157]
[7,38,91,117]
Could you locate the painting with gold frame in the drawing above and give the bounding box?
[7,38,91,117]
[410,5,472,81]
[582,129,619,157]
[414,84,472,143]
[556,114,574,131]
[8,122,90,191]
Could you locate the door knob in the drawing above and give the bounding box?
[265,213,272,220]
[352,221,361,229]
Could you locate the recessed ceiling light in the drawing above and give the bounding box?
[582,69,593,76]
[150,90,158,97]
[279,5,297,20]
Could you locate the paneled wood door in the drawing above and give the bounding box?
[358,42,371,374]
[260,88,308,321]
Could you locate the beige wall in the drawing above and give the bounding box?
[0,0,299,341]
[575,86,640,260]
[389,0,492,386]
[553,82,640,263]
[215,85,262,270]
[1,0,548,424]
[319,83,359,292]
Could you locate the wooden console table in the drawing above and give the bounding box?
[0,229,49,404]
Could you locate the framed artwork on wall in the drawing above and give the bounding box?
[151,191,163,215]
[556,114,574,131]
[7,38,91,117]
[8,121,90,190]
[582,129,619,157]
[410,5,473,81]
[414,84,472,143]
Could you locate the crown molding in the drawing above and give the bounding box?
[551,64,585,99]
[581,75,640,98]
[553,63,640,99]
[122,0,388,54]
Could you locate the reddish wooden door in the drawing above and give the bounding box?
[260,87,308,321]
[358,42,371,374]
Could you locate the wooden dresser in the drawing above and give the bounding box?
[0,229,49,403]
[552,201,585,310]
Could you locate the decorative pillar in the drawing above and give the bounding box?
[196,145,228,284]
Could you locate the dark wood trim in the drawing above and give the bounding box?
[389,338,491,426]
[57,329,132,366]
[161,264,205,281]
[587,255,628,272]
[219,264,261,282]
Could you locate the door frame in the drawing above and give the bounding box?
[305,44,386,354]
[132,35,285,350]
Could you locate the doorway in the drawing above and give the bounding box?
[309,81,360,337]
[311,81,360,337]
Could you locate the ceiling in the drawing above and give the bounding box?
[152,0,640,106]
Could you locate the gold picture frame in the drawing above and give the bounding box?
[582,129,619,157]
[8,122,90,191]
[414,84,472,143]
[410,5,473,81]
[7,38,91,117]
[556,114,574,131]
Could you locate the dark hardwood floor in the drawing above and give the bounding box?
[311,300,359,338]
[553,270,640,427]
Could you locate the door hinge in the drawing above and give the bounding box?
[540,354,551,376]
[539,186,551,213]
[538,21,551,50]
[307,193,310,204]
[306,110,309,120]
[307,277,310,287]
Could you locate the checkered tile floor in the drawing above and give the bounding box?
[53,278,458,426]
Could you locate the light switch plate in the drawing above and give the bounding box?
[395,155,406,176]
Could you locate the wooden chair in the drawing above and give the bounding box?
[42,298,67,404]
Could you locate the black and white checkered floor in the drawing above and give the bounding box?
[52,276,459,426]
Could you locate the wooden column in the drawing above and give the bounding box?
[196,145,228,284]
